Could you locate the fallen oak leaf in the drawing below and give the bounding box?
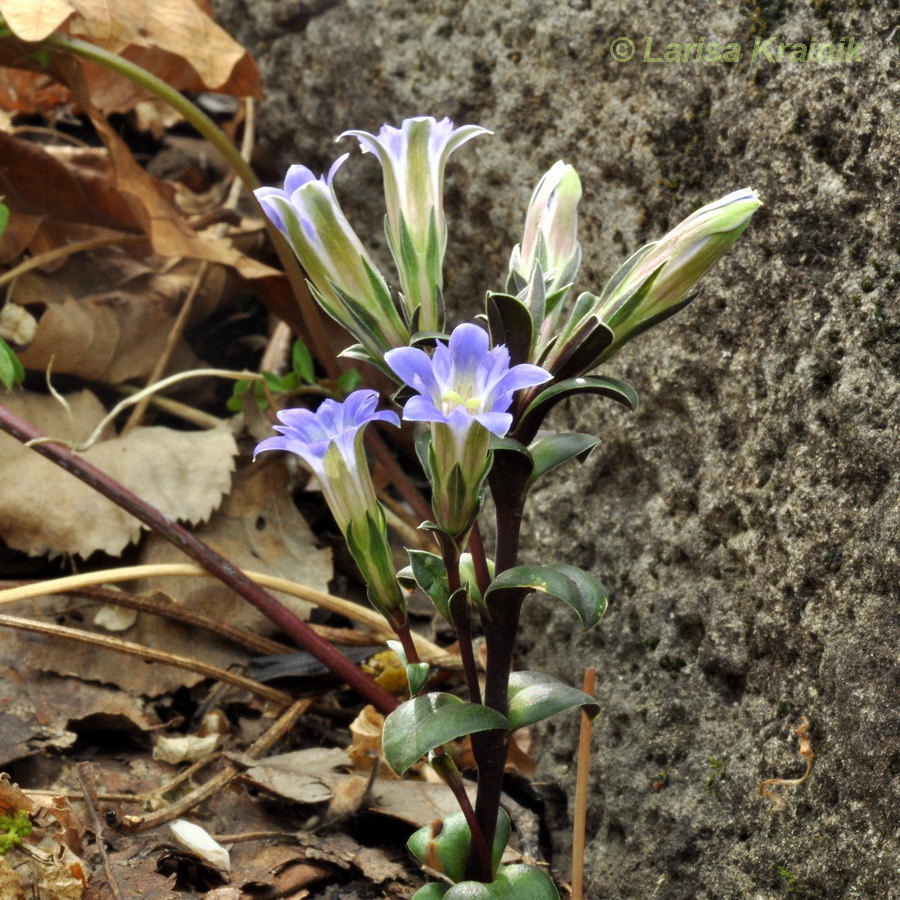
[0,0,262,109]
[0,390,236,557]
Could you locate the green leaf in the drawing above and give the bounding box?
[0,202,9,237]
[484,563,608,629]
[405,550,451,621]
[444,864,560,899]
[528,432,600,486]
[408,809,510,883]
[382,693,509,776]
[291,339,315,384]
[262,370,283,392]
[507,671,599,731]
[519,375,638,436]
[412,885,448,900]
[336,368,362,395]
[0,338,25,391]
[387,640,431,695]
[486,292,533,366]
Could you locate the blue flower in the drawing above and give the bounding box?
[340,117,491,333]
[385,323,550,442]
[255,390,405,620]
[385,325,550,536]
[254,158,409,361]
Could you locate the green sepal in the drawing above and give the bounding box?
[382,693,510,776]
[484,563,608,630]
[409,330,451,347]
[519,375,638,437]
[596,241,657,305]
[507,670,599,731]
[527,432,600,486]
[415,430,433,480]
[337,342,396,380]
[412,885,448,900]
[549,316,615,381]
[387,640,431,695]
[444,864,560,899]
[408,809,511,884]
[486,292,534,366]
[0,338,25,391]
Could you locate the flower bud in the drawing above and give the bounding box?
[594,188,761,359]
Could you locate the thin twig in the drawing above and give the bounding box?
[0,564,452,663]
[571,668,596,900]
[77,763,123,900]
[0,402,399,713]
[132,696,313,831]
[0,613,294,706]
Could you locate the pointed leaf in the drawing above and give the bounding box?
[405,549,451,620]
[386,639,431,695]
[507,671,599,730]
[519,375,638,436]
[550,317,615,380]
[485,563,608,629]
[382,693,510,775]
[528,432,600,486]
[291,339,316,384]
[486,292,533,366]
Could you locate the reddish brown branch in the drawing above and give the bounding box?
[0,402,398,714]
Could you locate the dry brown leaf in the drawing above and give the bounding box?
[0,0,262,109]
[244,747,477,828]
[138,459,332,636]
[11,249,223,383]
[0,857,26,900]
[0,390,236,556]
[0,133,142,232]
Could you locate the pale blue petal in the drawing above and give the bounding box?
[402,394,446,424]
[385,347,440,398]
[472,411,513,437]
[283,164,318,194]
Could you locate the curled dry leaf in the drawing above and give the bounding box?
[0,0,262,113]
[0,389,237,556]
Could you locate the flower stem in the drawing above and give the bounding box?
[391,618,421,667]
[445,547,482,706]
[0,402,399,714]
[467,521,492,596]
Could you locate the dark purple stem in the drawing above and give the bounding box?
[465,458,532,881]
[0,402,399,715]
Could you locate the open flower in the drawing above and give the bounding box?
[254,157,409,362]
[340,117,491,333]
[254,390,406,623]
[385,324,550,536]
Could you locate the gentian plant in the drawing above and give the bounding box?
[255,115,761,897]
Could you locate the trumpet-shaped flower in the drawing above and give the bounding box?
[385,324,550,536]
[340,117,491,333]
[254,390,406,623]
[254,157,409,362]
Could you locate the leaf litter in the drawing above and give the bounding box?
[0,1,543,896]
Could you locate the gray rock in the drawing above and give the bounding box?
[213,0,899,895]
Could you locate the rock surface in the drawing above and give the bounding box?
[213,0,899,896]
